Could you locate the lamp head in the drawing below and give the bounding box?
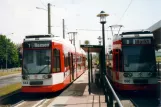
[97,11,109,24]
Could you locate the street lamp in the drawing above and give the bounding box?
[109,25,123,36]
[97,36,102,45]
[68,32,77,46]
[5,33,14,70]
[97,11,109,75]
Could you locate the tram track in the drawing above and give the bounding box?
[12,100,25,107]
[117,91,159,107]
[14,97,57,107]
[0,91,61,107]
[129,98,139,107]
[14,99,47,107]
[112,78,161,107]
[129,95,159,107]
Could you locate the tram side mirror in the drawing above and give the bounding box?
[109,50,112,54]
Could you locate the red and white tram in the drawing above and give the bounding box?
[21,34,86,93]
[107,30,158,92]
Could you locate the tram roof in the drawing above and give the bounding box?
[24,34,86,55]
[25,34,54,38]
[24,34,73,47]
[113,31,153,42]
[121,30,152,35]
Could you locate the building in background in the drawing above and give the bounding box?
[148,20,161,50]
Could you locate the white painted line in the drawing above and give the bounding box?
[32,99,46,107]
[47,96,71,107]
[12,100,25,107]
[38,99,50,107]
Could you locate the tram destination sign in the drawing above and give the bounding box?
[133,39,151,44]
[23,41,51,48]
[122,38,152,45]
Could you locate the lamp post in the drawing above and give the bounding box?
[84,40,91,94]
[97,11,109,76]
[5,33,14,70]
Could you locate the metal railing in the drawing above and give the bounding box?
[103,75,123,107]
[157,62,161,78]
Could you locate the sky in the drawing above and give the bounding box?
[0,0,161,47]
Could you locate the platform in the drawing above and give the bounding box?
[47,70,107,107]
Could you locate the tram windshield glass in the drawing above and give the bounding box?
[123,45,156,72]
[23,49,51,74]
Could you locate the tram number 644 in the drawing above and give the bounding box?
[124,80,130,83]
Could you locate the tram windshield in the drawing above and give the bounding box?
[23,49,51,74]
[123,46,156,72]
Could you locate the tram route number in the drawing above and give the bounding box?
[124,79,130,83]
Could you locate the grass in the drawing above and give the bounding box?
[0,83,21,97]
[0,70,21,77]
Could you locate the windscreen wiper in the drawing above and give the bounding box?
[37,65,48,73]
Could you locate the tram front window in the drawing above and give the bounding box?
[23,49,51,74]
[123,46,156,72]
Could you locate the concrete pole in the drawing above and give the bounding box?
[63,19,65,39]
[48,3,51,34]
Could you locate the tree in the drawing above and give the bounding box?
[15,43,23,66]
[0,35,6,68]
[0,34,20,68]
[93,54,99,65]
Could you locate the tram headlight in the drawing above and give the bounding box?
[43,74,52,79]
[128,73,133,77]
[148,72,156,77]
[123,73,133,77]
[22,75,29,80]
[47,74,52,78]
[148,72,152,77]
[43,75,48,79]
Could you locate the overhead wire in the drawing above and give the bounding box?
[76,29,130,32]
[117,0,133,24]
[39,0,47,8]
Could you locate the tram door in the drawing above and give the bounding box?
[68,53,71,82]
[71,53,74,80]
[113,49,122,80]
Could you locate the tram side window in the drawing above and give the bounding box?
[77,56,81,70]
[64,55,69,67]
[53,49,60,72]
